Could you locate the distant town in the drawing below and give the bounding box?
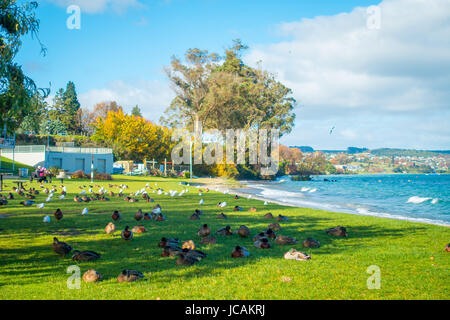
[290,146,450,174]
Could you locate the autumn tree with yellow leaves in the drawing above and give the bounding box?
[92,109,175,162]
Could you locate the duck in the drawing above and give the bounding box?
[54,208,63,221]
[303,237,320,248]
[275,235,297,245]
[25,193,35,199]
[236,225,250,238]
[216,225,232,236]
[176,252,199,266]
[155,213,166,221]
[20,200,34,206]
[117,269,145,282]
[161,245,183,257]
[52,237,72,256]
[276,214,288,222]
[143,213,151,220]
[200,235,217,245]
[6,193,14,200]
[197,224,211,237]
[82,269,102,282]
[190,213,200,220]
[254,238,271,249]
[233,206,243,211]
[0,197,7,206]
[231,246,250,258]
[181,247,207,261]
[182,240,196,250]
[253,232,268,242]
[218,213,227,219]
[249,207,257,212]
[134,209,144,221]
[158,237,180,248]
[121,226,133,241]
[74,196,82,202]
[132,225,146,233]
[112,210,121,222]
[445,243,450,252]
[264,228,276,239]
[105,222,116,235]
[284,249,311,261]
[72,250,101,261]
[43,188,49,194]
[152,204,162,214]
[326,226,348,237]
[268,223,281,231]
[234,195,240,199]
[194,209,202,215]
[263,212,274,219]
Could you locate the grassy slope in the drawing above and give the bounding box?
[0,156,35,175]
[0,175,448,300]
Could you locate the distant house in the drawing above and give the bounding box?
[1,145,114,174]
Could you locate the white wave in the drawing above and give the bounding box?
[407,196,431,204]
[300,187,310,192]
[309,188,317,193]
[431,198,439,204]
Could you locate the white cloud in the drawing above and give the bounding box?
[78,80,174,122]
[47,0,143,14]
[246,0,450,149]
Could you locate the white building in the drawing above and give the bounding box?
[1,145,114,174]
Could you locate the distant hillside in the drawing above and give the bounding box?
[290,146,314,152]
[370,148,450,157]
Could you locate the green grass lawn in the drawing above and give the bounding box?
[0,175,448,300]
[0,156,35,175]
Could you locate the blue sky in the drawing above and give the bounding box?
[18,0,450,150]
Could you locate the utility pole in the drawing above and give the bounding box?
[189,139,193,183]
[91,153,94,183]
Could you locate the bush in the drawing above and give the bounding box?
[94,172,112,180]
[72,170,89,179]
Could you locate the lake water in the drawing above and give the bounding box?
[238,174,450,226]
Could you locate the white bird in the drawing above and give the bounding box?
[79,190,86,195]
[59,195,65,200]
[199,199,204,205]
[264,201,268,205]
[82,208,88,215]
[152,207,161,214]
[37,203,45,208]
[247,195,252,199]
[199,193,203,196]
[89,188,93,193]
[219,202,227,208]
[43,216,50,223]
[46,197,52,202]
[152,190,156,193]
[157,190,162,195]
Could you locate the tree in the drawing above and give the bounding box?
[131,105,142,117]
[161,40,296,136]
[0,0,47,132]
[49,81,80,134]
[92,109,174,162]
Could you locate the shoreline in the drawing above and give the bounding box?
[197,178,450,228]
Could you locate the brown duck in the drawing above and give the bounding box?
[197,224,211,237]
[83,269,101,282]
[218,213,227,219]
[200,235,217,245]
[326,226,348,237]
[268,223,281,231]
[254,238,271,249]
[264,212,274,219]
[158,237,180,248]
[112,210,121,222]
[105,222,116,235]
[72,250,101,261]
[134,209,144,221]
[52,237,72,256]
[121,226,133,241]
[132,225,146,233]
[231,246,250,258]
[117,269,144,282]
[54,208,63,221]
[303,238,320,248]
[275,235,297,245]
[236,225,250,238]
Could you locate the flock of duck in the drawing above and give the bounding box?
[1,181,354,284]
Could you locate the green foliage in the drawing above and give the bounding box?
[0,0,47,132]
[131,105,142,117]
[48,81,81,134]
[161,40,296,136]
